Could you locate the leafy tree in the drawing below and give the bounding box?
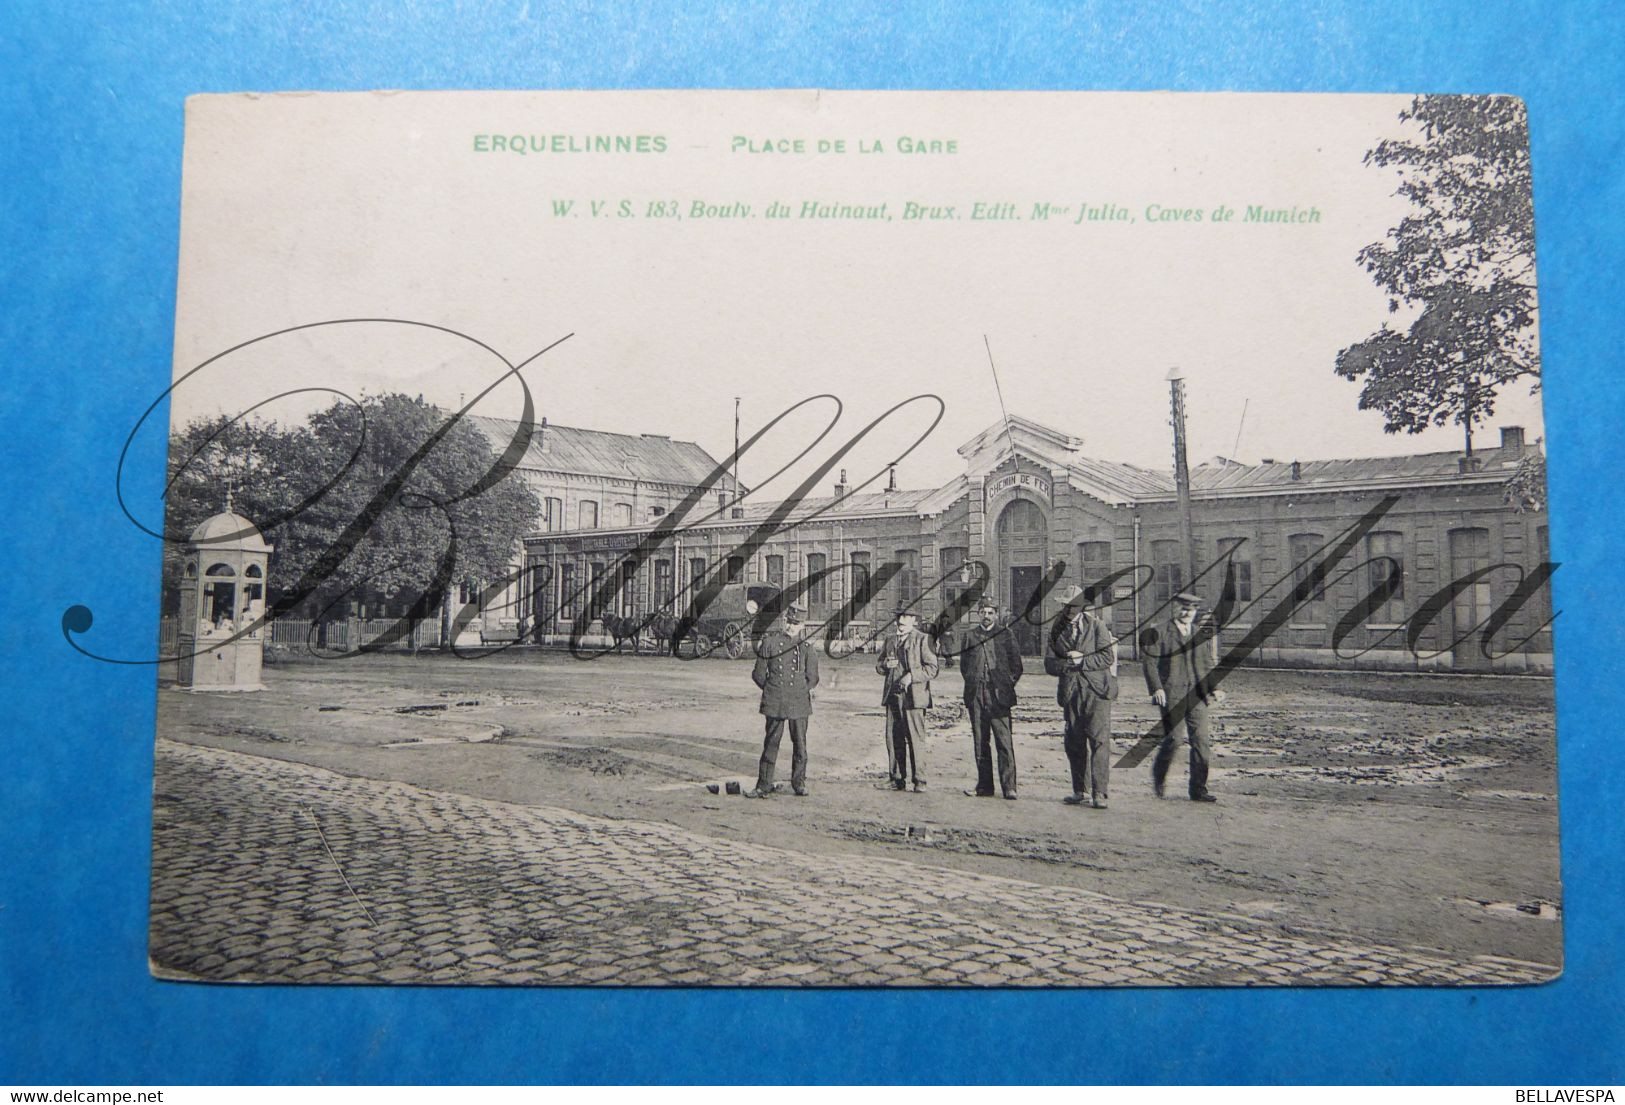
[160,415,309,610]
[164,394,540,638]
[1503,451,1547,514]
[1335,96,1539,456]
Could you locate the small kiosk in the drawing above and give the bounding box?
[175,506,273,692]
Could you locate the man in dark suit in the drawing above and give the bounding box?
[1046,585,1118,809]
[959,595,1024,799]
[747,600,819,798]
[1141,590,1225,802]
[876,603,940,792]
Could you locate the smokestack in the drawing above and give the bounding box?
[887,464,897,492]
[1290,460,1301,481]
[1501,426,1526,452]
[537,415,547,450]
[834,468,848,500]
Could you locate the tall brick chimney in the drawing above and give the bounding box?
[834,468,848,500]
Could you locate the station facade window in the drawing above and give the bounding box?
[1216,537,1253,606]
[1076,541,1112,601]
[850,551,872,610]
[805,552,828,608]
[1364,531,1406,625]
[1288,533,1328,626]
[558,562,576,620]
[1151,539,1182,609]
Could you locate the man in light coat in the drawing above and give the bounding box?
[877,602,939,792]
[1046,585,1118,809]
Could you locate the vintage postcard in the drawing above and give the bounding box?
[144,90,1558,986]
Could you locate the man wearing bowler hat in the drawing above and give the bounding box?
[1046,584,1118,809]
[877,601,939,792]
[1141,590,1225,802]
[958,594,1024,800]
[747,599,819,798]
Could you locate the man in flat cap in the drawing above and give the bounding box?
[1046,585,1118,808]
[1141,590,1224,802]
[877,602,939,792]
[958,594,1024,800]
[747,599,819,798]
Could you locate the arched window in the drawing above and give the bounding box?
[202,566,237,627]
[612,502,633,527]
[245,564,263,578]
[579,500,599,529]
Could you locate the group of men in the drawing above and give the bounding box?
[745,586,1224,805]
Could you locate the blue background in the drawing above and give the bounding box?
[2,0,1621,1085]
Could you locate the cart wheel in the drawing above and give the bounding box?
[723,621,747,659]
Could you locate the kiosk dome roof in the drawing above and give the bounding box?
[188,511,270,551]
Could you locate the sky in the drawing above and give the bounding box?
[164,90,1545,510]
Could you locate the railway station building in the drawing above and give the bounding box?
[510,413,1553,673]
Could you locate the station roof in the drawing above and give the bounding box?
[1178,443,1539,498]
[515,411,1542,543]
[467,415,731,487]
[732,487,939,522]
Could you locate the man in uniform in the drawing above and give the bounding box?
[877,603,939,792]
[958,595,1024,800]
[1046,585,1118,809]
[747,600,819,798]
[1141,590,1224,803]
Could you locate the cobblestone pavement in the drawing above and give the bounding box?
[150,740,1555,986]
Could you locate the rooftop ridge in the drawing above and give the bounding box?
[467,413,706,450]
[1195,443,1539,469]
